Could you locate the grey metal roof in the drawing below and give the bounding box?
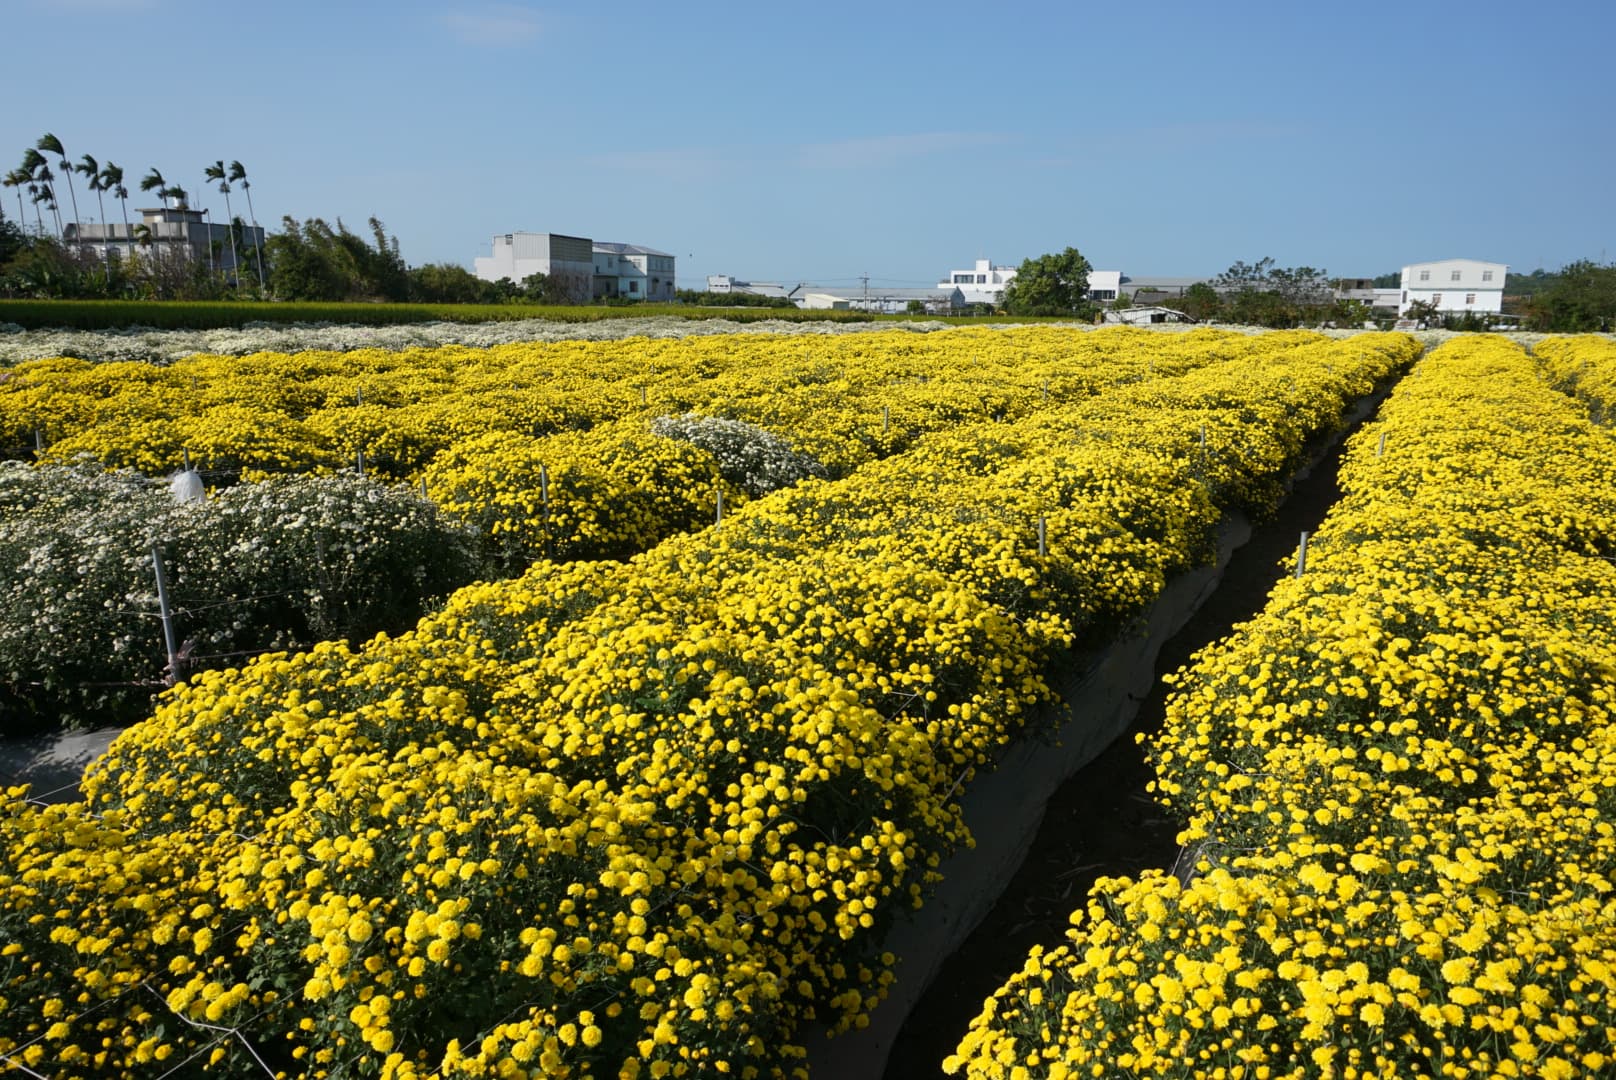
[796,286,960,300]
[594,241,674,257]
[1120,275,1212,289]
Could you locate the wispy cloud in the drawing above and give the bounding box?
[443,4,543,47]
[794,132,1016,169]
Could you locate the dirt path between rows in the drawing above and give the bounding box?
[882,410,1364,1077]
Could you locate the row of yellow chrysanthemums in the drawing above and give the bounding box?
[947,334,1616,1079]
[1534,333,1616,424]
[0,332,1419,1078]
[2,328,1312,567]
[3,326,1238,480]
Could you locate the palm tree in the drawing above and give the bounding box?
[36,134,82,249]
[30,178,59,239]
[100,161,133,260]
[139,166,166,205]
[140,168,172,268]
[75,154,109,264]
[20,149,55,236]
[2,168,29,230]
[227,160,266,289]
[29,162,63,239]
[204,160,240,285]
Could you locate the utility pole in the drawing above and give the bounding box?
[861,272,869,312]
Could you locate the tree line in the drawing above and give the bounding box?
[1002,246,1616,332]
[999,249,1364,328]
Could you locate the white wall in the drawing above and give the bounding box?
[1399,259,1506,314]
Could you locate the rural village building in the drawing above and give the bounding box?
[474,232,595,302]
[1398,258,1507,316]
[68,199,264,279]
[705,275,793,301]
[938,258,1020,306]
[593,242,676,301]
[938,259,1126,306]
[474,231,676,303]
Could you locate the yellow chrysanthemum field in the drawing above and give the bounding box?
[946,334,1616,1079]
[9,326,1606,1078]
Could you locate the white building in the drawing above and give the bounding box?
[938,258,1125,306]
[1086,269,1122,302]
[1399,258,1507,316]
[474,232,595,302]
[593,242,676,301]
[706,275,793,301]
[69,201,264,280]
[939,258,1019,306]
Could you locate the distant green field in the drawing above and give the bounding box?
[0,300,1032,332]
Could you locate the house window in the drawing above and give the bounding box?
[1432,293,1443,306]
[977,274,987,283]
[629,281,638,293]
[1482,270,1494,281]
[1419,270,1430,281]
[1465,293,1476,304]
[1451,270,1462,281]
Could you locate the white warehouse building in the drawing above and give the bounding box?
[474,232,676,303]
[474,232,595,302]
[1399,258,1507,316]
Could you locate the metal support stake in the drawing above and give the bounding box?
[152,545,180,685]
[1295,532,1310,578]
[1037,516,1047,558]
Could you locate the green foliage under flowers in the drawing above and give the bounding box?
[0,463,482,735]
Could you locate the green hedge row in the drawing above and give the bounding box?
[0,300,923,332]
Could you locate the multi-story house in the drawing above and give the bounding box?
[1399,259,1507,316]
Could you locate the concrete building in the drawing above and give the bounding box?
[593,242,676,301]
[68,201,264,280]
[794,285,964,314]
[1086,269,1122,302]
[939,258,1018,305]
[706,274,793,301]
[474,232,595,302]
[938,258,1125,306]
[1399,259,1507,316]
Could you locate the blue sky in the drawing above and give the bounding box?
[5,0,1612,288]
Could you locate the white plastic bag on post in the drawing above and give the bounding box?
[169,469,205,504]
